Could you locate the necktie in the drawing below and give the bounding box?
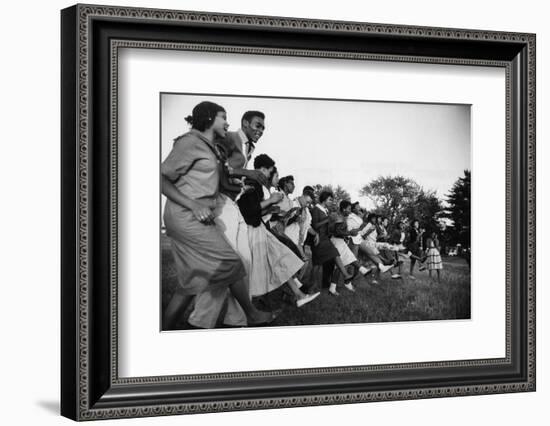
[246,140,255,160]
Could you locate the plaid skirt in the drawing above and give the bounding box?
[426,248,443,270]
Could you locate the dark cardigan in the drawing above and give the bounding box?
[331,213,350,239]
[237,180,303,259]
[236,179,265,227]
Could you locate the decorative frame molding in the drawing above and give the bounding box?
[61,4,535,421]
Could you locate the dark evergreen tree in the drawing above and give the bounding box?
[444,170,471,249]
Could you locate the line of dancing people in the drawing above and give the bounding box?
[161,101,443,329]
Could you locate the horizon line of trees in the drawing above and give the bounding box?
[311,170,471,251]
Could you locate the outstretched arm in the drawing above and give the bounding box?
[261,191,283,209]
[361,225,376,236]
[229,167,268,187]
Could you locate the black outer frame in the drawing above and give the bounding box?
[61,4,536,421]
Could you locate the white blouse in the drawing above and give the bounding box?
[346,213,364,245]
[363,222,377,245]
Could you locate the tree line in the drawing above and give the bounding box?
[311,170,471,254]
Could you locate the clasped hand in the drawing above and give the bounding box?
[191,202,214,224]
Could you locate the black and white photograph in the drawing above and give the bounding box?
[160,93,472,330]
[56,0,538,421]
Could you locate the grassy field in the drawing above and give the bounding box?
[161,234,470,329]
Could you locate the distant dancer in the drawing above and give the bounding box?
[425,236,443,282]
[359,213,394,284]
[407,219,427,280]
[310,191,354,292]
[329,201,374,295]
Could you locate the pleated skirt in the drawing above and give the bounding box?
[247,223,304,297]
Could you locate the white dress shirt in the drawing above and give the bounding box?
[237,128,255,169]
[284,198,312,246]
[346,212,364,245]
[363,222,377,245]
[261,186,273,222]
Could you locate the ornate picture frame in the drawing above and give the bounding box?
[61,4,535,421]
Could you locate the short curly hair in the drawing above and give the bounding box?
[339,200,352,211]
[319,190,334,204]
[253,154,275,170]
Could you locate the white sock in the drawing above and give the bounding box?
[329,283,337,292]
[294,278,303,288]
[359,266,369,275]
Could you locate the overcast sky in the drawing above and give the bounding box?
[161,93,470,208]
